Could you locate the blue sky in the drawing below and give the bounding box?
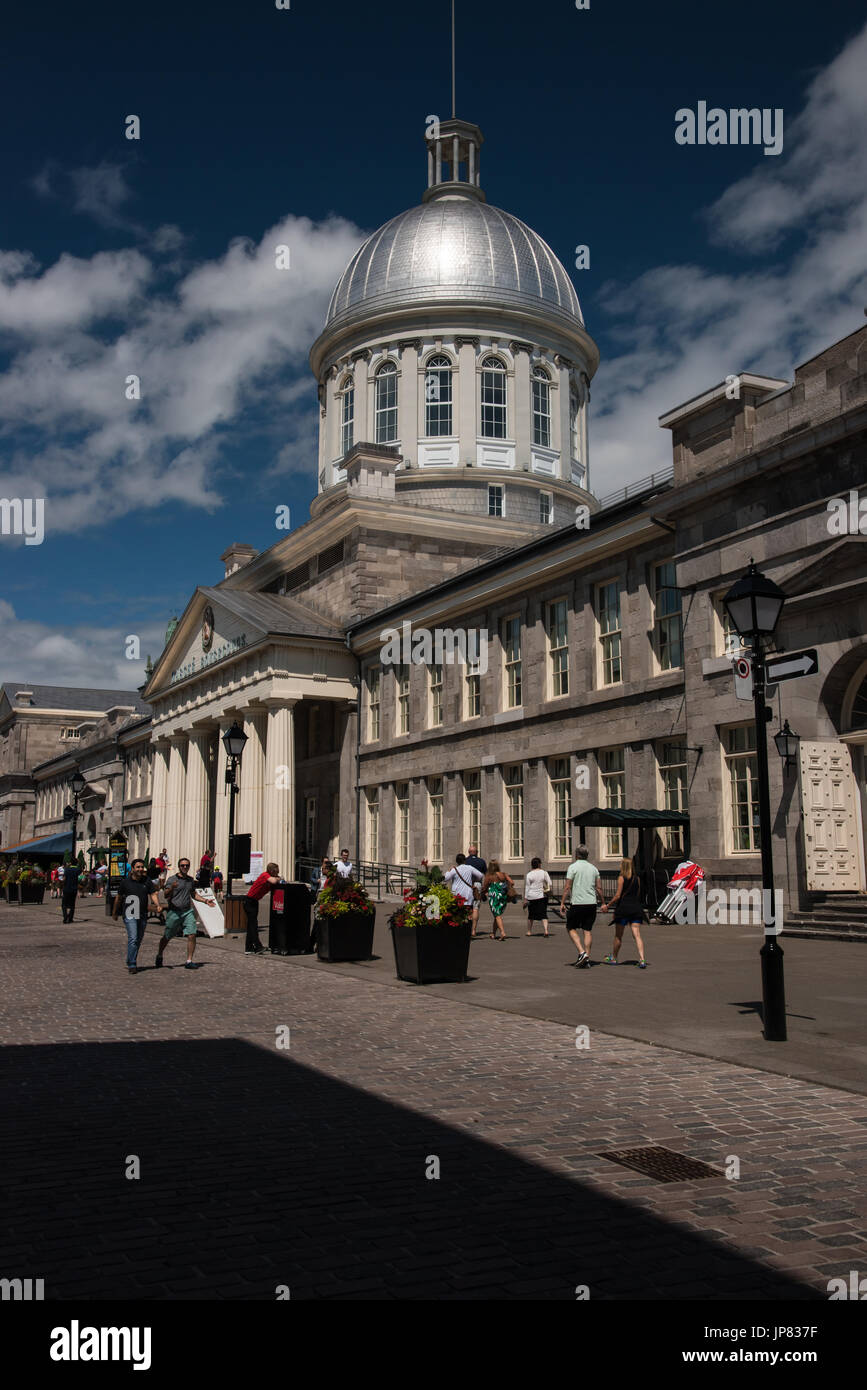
[1,0,865,687]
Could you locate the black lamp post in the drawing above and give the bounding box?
[774,720,800,771]
[69,770,86,867]
[723,560,788,1042]
[222,721,248,899]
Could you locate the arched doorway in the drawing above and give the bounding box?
[800,655,867,894]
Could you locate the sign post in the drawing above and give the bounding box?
[765,648,818,684]
[106,831,128,918]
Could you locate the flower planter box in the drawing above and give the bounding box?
[3,884,20,903]
[390,919,472,984]
[316,910,375,962]
[19,884,46,904]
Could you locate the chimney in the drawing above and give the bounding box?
[344,443,399,503]
[14,690,34,705]
[220,543,259,579]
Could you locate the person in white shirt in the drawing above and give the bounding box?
[444,854,483,927]
[560,844,604,967]
[523,857,553,937]
[335,849,353,879]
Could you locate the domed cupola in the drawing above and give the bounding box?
[310,118,600,532]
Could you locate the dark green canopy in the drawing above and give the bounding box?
[570,807,690,828]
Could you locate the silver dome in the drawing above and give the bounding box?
[325,196,583,331]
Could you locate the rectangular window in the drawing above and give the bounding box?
[654,561,683,671]
[488,483,504,518]
[550,757,572,858]
[597,581,622,685]
[539,491,553,525]
[340,383,354,457]
[532,371,551,447]
[464,771,481,848]
[395,783,409,863]
[657,742,687,854]
[505,765,524,860]
[396,665,410,735]
[367,788,379,862]
[465,658,481,719]
[428,776,443,861]
[429,664,443,727]
[368,666,381,742]
[547,598,569,698]
[481,359,507,438]
[375,365,398,444]
[599,748,625,857]
[425,358,453,437]
[725,725,759,852]
[502,614,522,708]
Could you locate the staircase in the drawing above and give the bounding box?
[783,892,867,942]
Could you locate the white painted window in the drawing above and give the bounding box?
[464,770,481,846]
[539,491,553,525]
[396,665,410,735]
[724,725,759,853]
[488,483,504,517]
[547,598,569,698]
[368,666,381,741]
[654,561,683,671]
[425,355,453,437]
[597,581,622,685]
[657,742,687,854]
[430,664,443,727]
[480,356,507,438]
[366,788,379,862]
[395,783,409,862]
[505,765,524,859]
[502,615,522,708]
[532,366,551,447]
[428,776,443,861]
[599,748,626,858]
[339,376,354,457]
[550,757,572,858]
[375,362,398,444]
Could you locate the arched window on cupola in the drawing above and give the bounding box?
[339,375,354,458]
[480,355,507,439]
[569,387,581,463]
[375,361,398,444]
[424,354,453,437]
[532,365,551,448]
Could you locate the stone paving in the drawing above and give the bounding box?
[1,902,866,1300]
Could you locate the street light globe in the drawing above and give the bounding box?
[723,561,786,638]
[222,721,248,760]
[774,720,800,763]
[70,770,86,796]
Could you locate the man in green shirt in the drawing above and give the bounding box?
[561,845,604,967]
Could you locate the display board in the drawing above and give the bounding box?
[192,888,225,938]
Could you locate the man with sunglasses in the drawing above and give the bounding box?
[112,858,161,974]
[155,856,209,971]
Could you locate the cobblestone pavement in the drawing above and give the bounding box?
[1,905,866,1300]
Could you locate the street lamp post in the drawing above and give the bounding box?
[222,721,248,900]
[69,770,86,867]
[723,561,788,1042]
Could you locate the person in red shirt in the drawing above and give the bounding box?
[244,861,281,954]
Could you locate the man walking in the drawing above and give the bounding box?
[244,861,282,954]
[335,849,353,880]
[60,860,80,923]
[112,858,161,974]
[464,845,487,936]
[561,844,604,967]
[445,853,483,928]
[155,857,209,971]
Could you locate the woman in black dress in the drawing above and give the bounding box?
[603,857,648,968]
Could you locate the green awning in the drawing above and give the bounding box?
[570,807,690,828]
[2,830,75,857]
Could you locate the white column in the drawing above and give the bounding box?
[580,378,590,491]
[148,742,170,857]
[458,339,476,464]
[513,346,532,470]
[399,341,418,464]
[262,701,296,878]
[164,737,187,864]
[213,732,230,879]
[557,359,572,482]
[183,729,210,867]
[238,711,266,857]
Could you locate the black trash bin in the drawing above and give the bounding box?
[268,881,313,955]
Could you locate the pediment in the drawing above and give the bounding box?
[777,537,866,599]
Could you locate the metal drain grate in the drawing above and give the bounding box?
[598,1145,719,1183]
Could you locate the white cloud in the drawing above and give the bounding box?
[591,21,867,495]
[0,599,163,689]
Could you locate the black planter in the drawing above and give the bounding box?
[390,918,472,984]
[3,884,20,903]
[19,884,46,904]
[316,910,375,962]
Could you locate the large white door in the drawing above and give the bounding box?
[799,740,864,891]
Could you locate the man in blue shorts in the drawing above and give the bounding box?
[155,857,209,971]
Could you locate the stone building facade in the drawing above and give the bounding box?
[139,115,867,914]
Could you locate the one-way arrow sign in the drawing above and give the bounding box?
[765,648,818,683]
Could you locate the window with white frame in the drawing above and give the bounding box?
[375,361,398,444]
[305,795,318,854]
[488,483,504,517]
[550,757,572,857]
[464,770,481,847]
[597,581,622,685]
[366,787,380,862]
[480,355,507,438]
[396,665,410,735]
[657,741,687,854]
[532,366,551,447]
[395,783,409,862]
[367,666,381,741]
[599,748,626,857]
[428,776,443,861]
[502,615,522,708]
[339,376,354,457]
[725,725,759,852]
[654,561,683,670]
[505,765,524,859]
[465,656,481,719]
[424,354,453,437]
[539,491,553,525]
[547,598,569,698]
[429,664,443,727]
